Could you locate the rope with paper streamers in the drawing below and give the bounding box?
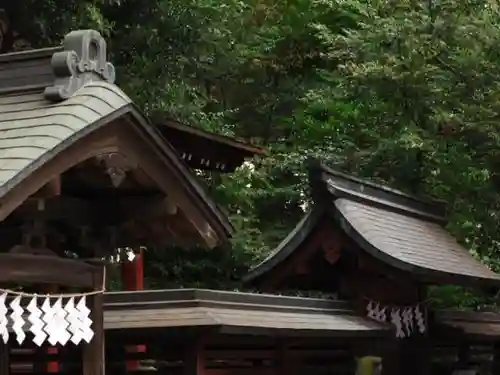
[0,265,107,298]
[363,296,428,339]
[0,266,106,347]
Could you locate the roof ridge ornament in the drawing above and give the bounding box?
[44,29,116,102]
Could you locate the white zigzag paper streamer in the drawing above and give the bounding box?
[390,308,405,338]
[10,296,25,344]
[27,296,46,347]
[77,296,94,343]
[0,292,97,346]
[0,293,8,344]
[42,297,58,346]
[65,297,82,345]
[415,305,426,334]
[53,297,71,345]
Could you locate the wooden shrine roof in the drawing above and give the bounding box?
[245,159,500,287]
[152,114,265,172]
[244,209,322,283]
[0,29,232,247]
[103,289,389,337]
[435,310,500,339]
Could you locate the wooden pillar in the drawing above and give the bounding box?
[492,342,500,375]
[457,343,470,369]
[381,339,399,375]
[184,337,205,375]
[121,248,145,371]
[0,342,9,375]
[44,284,59,373]
[121,249,144,291]
[382,337,430,375]
[83,265,105,375]
[275,343,295,375]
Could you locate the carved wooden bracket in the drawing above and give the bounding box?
[44,29,116,102]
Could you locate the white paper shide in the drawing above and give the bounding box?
[366,299,426,339]
[0,292,93,346]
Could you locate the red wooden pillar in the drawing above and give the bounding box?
[46,285,59,373]
[184,337,205,375]
[121,248,146,371]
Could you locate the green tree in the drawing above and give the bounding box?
[10,0,500,307]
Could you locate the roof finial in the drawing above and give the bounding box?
[44,29,116,102]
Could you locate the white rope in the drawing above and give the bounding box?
[0,266,106,298]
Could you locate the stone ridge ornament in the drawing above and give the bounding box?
[44,29,116,102]
[366,299,427,339]
[0,292,94,347]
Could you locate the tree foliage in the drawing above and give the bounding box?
[10,0,500,306]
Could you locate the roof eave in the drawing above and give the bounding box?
[243,207,323,285]
[126,107,234,244]
[327,204,500,289]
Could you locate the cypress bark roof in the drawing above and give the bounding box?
[0,29,232,246]
[104,289,389,336]
[245,159,500,287]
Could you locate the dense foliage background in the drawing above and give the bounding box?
[7,0,500,307]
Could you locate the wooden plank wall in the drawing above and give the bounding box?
[2,338,81,375]
[106,338,357,375]
[431,343,496,374]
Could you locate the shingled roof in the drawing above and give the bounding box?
[104,289,389,337]
[434,310,500,339]
[151,114,265,172]
[245,159,500,287]
[0,29,232,246]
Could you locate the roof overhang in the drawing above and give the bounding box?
[0,29,233,248]
[434,310,500,341]
[244,159,500,289]
[152,114,265,172]
[244,209,323,285]
[104,289,390,337]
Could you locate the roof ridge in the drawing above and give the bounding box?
[44,30,116,102]
[0,30,116,102]
[307,158,447,224]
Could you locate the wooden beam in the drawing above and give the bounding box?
[11,196,117,224]
[0,253,98,288]
[83,264,105,375]
[120,195,177,221]
[116,124,218,247]
[11,194,177,226]
[33,177,61,198]
[0,127,120,222]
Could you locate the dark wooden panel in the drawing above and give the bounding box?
[0,47,59,95]
[0,253,98,288]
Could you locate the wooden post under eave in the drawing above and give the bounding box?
[275,343,295,375]
[121,248,146,371]
[44,284,60,373]
[184,337,205,375]
[0,342,9,375]
[83,265,105,375]
[492,342,500,375]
